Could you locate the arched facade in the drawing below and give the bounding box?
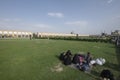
[0,30,90,39]
[0,30,33,38]
[37,32,89,38]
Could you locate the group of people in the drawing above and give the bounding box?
[59,50,115,80]
[59,50,93,71]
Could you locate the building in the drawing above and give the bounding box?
[0,30,33,38]
[0,30,89,39]
[111,30,120,36]
[37,32,89,38]
[111,30,120,45]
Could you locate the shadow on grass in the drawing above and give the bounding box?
[103,61,120,71]
[55,54,64,64]
[103,46,120,79]
[116,75,120,80]
[88,70,100,80]
[55,55,60,59]
[115,46,120,79]
[115,46,120,68]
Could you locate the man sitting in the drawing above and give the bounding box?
[100,69,114,80]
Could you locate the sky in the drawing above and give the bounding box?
[0,0,120,35]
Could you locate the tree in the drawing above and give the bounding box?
[70,31,74,34]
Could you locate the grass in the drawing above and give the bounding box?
[0,39,120,80]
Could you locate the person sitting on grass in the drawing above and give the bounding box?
[59,52,66,61]
[76,52,93,72]
[79,55,85,66]
[65,50,72,57]
[59,50,72,65]
[64,50,73,65]
[77,55,91,73]
[72,54,80,64]
[85,52,92,64]
[100,69,114,80]
[64,54,72,65]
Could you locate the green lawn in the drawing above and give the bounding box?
[0,39,120,80]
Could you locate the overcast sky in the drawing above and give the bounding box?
[0,0,120,35]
